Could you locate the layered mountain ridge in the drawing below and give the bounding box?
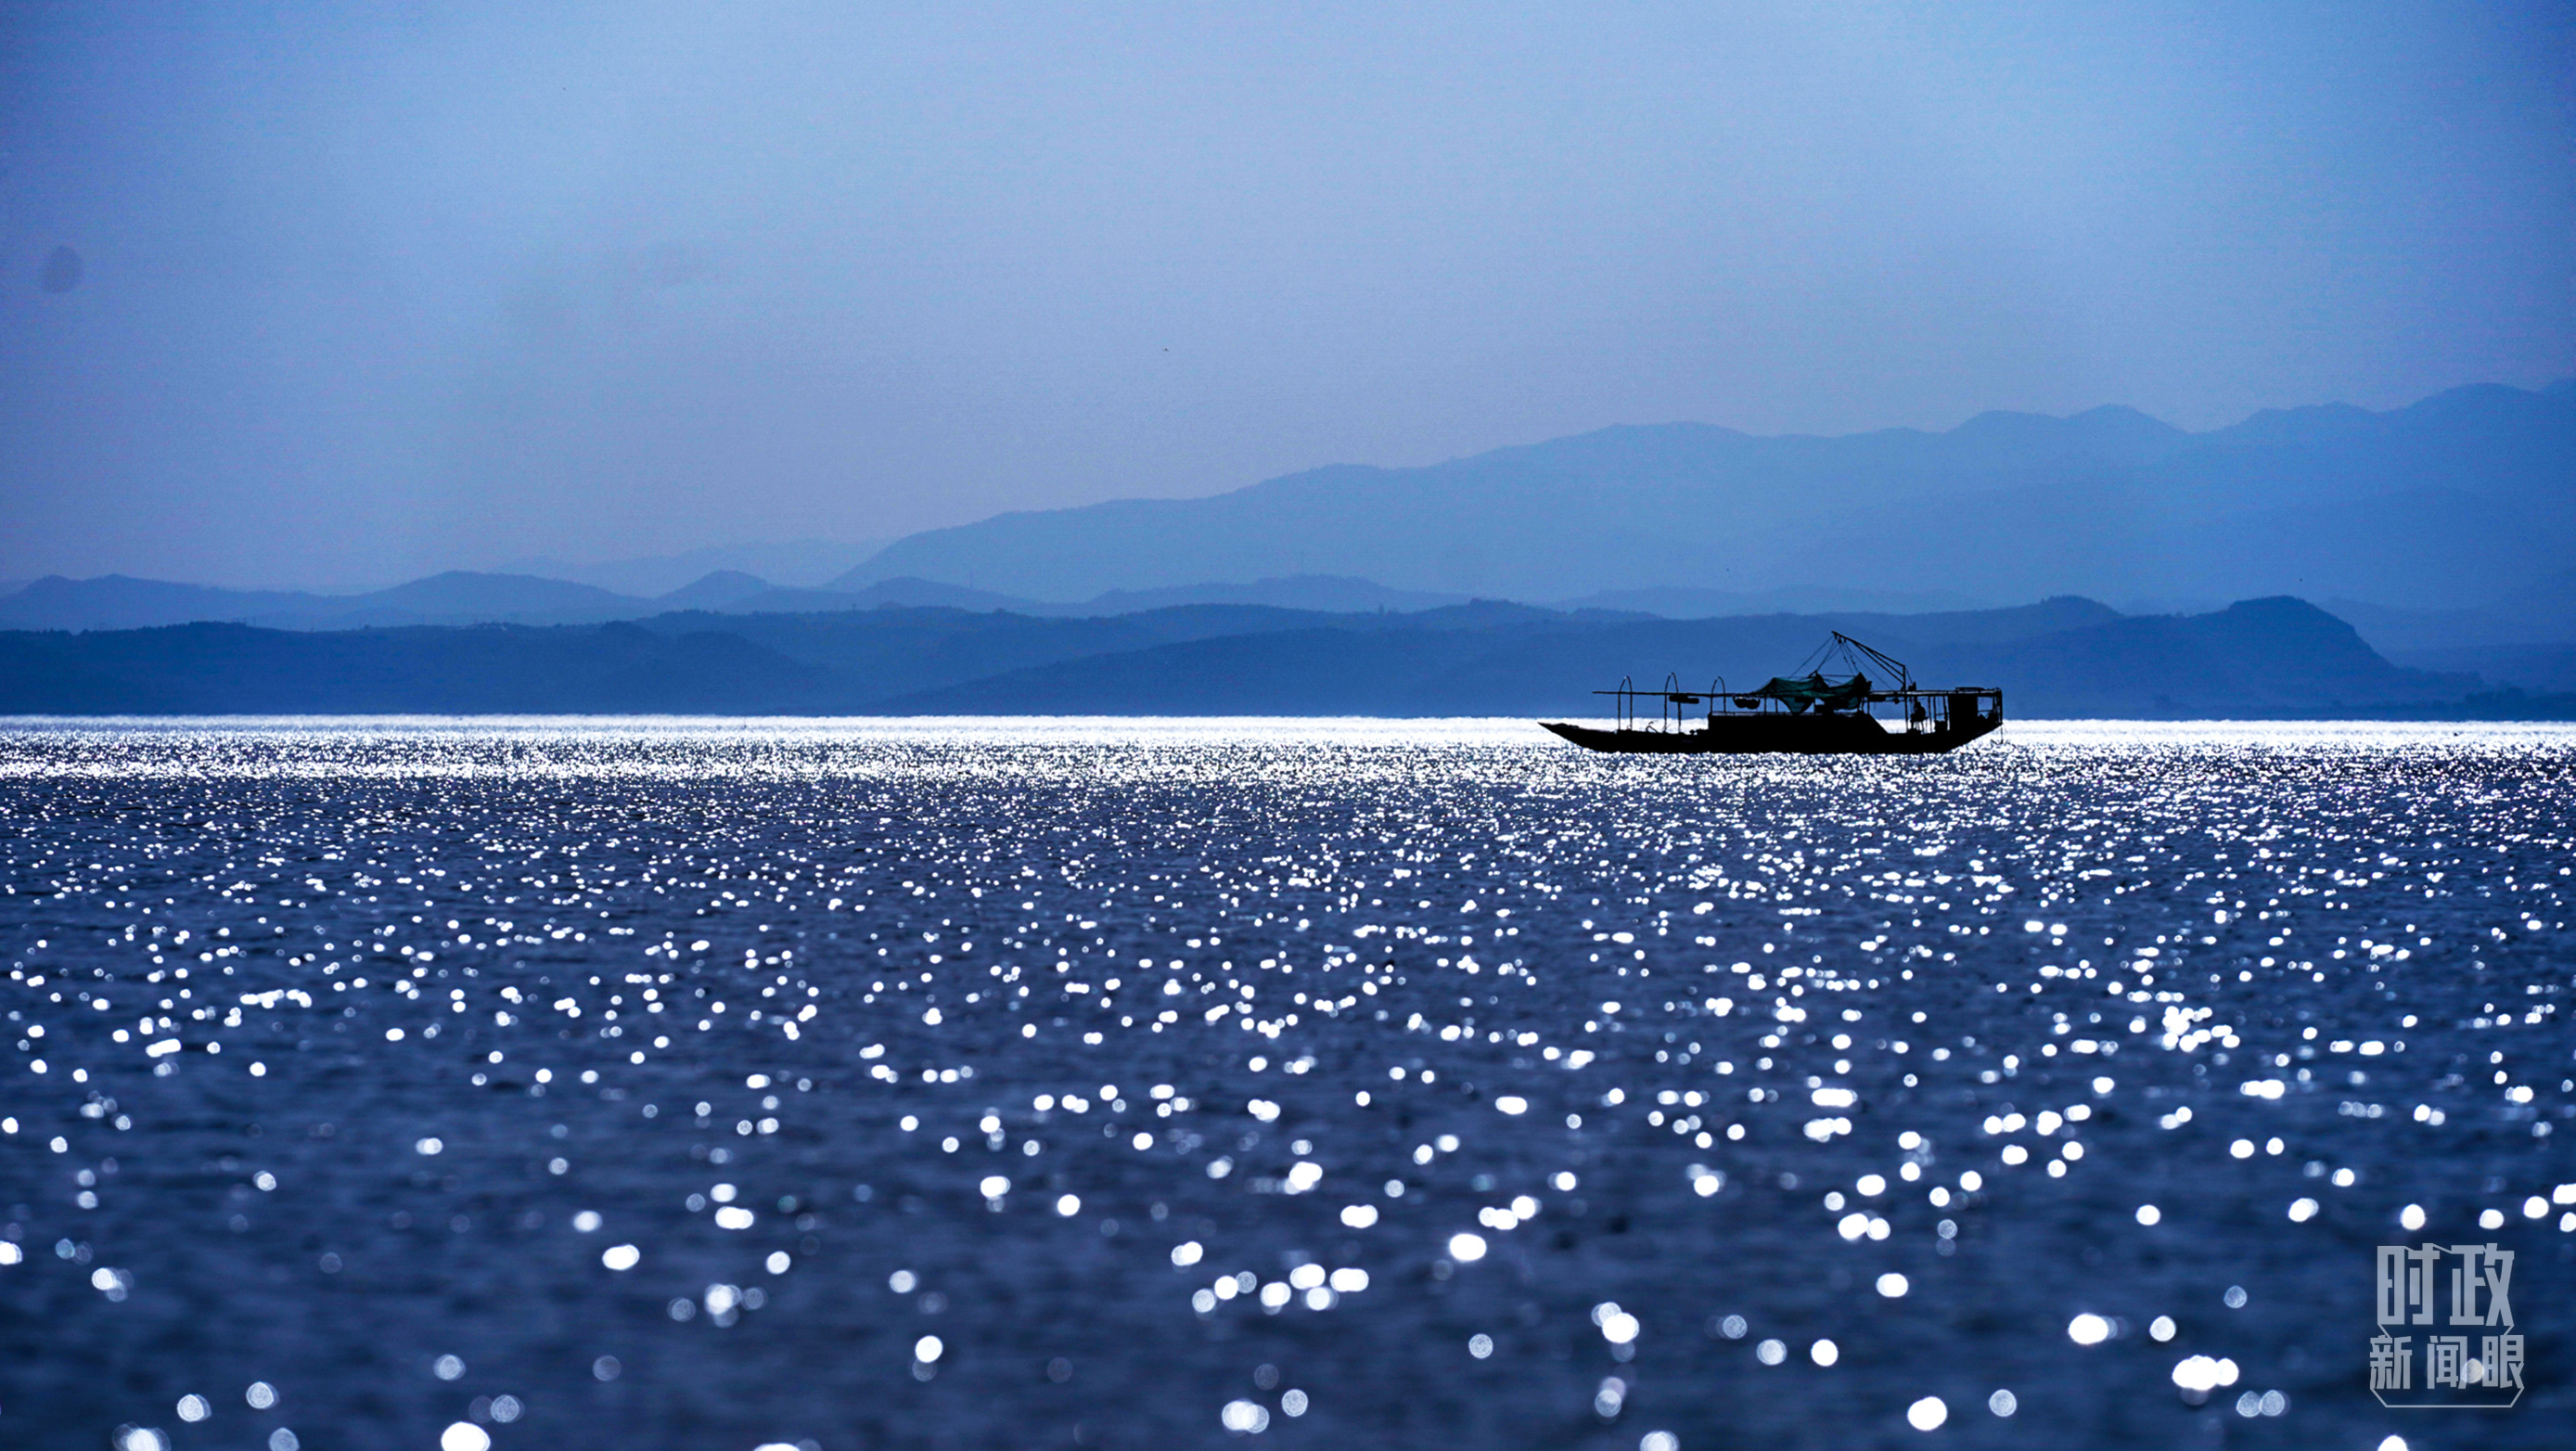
[5,594,2557,721]
[6,382,2569,691]
[839,382,2574,612]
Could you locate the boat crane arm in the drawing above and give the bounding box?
[1829,633,1912,691]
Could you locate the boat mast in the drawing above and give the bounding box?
[1829,632,1913,692]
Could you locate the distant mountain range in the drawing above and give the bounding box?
[839,380,2576,616]
[6,594,2563,720]
[489,538,893,597]
[0,571,652,633]
[0,570,1508,635]
[0,568,2017,635]
[850,597,2493,719]
[5,383,2569,693]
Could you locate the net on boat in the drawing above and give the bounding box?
[1749,672,1873,713]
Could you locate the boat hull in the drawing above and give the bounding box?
[1539,713,2000,755]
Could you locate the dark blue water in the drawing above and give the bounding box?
[2,720,2569,1450]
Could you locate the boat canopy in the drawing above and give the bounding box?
[1745,672,1873,713]
[1729,635,1916,713]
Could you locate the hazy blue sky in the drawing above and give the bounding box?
[5,2,2570,588]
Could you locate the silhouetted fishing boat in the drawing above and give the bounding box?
[1541,633,2001,755]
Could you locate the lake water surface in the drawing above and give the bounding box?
[2,719,2570,1450]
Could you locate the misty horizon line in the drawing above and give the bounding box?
[9,374,2564,598]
